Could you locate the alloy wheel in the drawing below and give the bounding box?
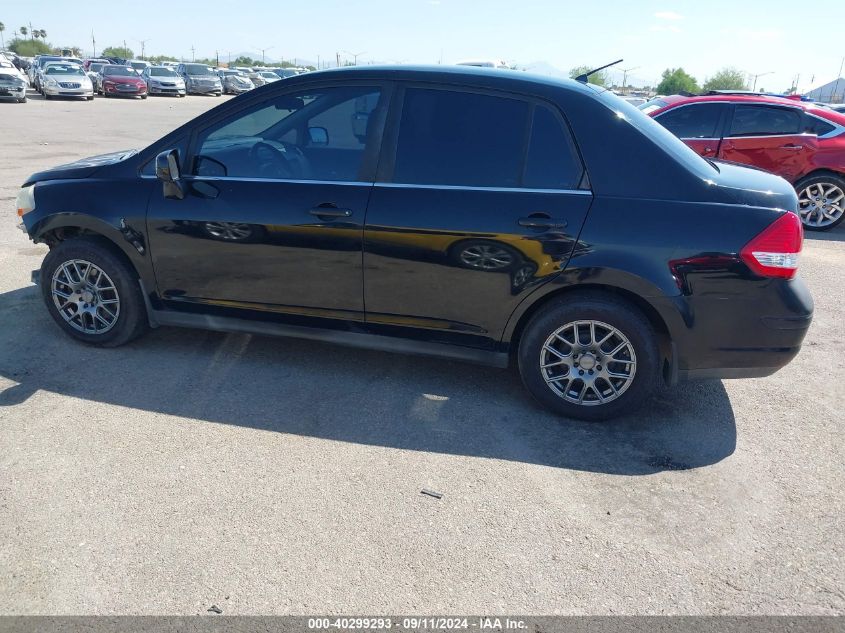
[540,320,637,406]
[798,182,845,228]
[51,259,120,334]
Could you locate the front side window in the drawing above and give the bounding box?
[729,105,802,137]
[392,88,529,187]
[655,103,724,139]
[193,85,383,182]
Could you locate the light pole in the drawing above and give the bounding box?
[342,50,367,66]
[621,65,640,92]
[135,38,150,60]
[258,46,273,65]
[749,71,773,92]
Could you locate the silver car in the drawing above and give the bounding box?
[141,66,186,97]
[41,64,94,100]
[86,62,110,92]
[0,68,28,103]
[217,69,254,94]
[177,63,222,96]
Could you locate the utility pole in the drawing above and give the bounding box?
[749,70,773,92]
[136,38,150,59]
[258,46,273,64]
[834,57,845,104]
[336,51,340,68]
[91,31,96,57]
[621,66,640,92]
[191,45,195,62]
[215,50,219,67]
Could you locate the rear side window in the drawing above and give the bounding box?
[655,103,723,138]
[804,114,835,136]
[523,105,583,190]
[729,105,802,136]
[393,88,528,187]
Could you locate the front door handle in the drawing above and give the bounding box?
[309,205,353,218]
[780,144,803,150]
[518,216,568,230]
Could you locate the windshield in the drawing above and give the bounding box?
[46,66,85,76]
[104,66,137,77]
[90,63,105,72]
[150,67,178,77]
[130,62,147,69]
[186,64,214,76]
[260,72,276,78]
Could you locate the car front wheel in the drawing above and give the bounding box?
[796,173,845,231]
[40,238,149,347]
[518,294,661,421]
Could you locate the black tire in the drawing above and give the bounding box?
[517,293,661,421]
[794,172,845,231]
[18,97,27,103]
[141,94,147,100]
[44,93,52,100]
[86,96,94,101]
[40,238,149,347]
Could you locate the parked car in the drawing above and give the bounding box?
[30,56,83,92]
[40,64,94,100]
[14,66,812,420]
[0,59,28,85]
[177,63,222,96]
[141,66,186,97]
[0,67,28,102]
[829,104,845,114]
[256,70,281,85]
[217,69,254,94]
[246,70,268,87]
[86,62,110,91]
[272,68,298,80]
[99,65,148,98]
[82,58,111,72]
[649,93,845,230]
[127,59,151,75]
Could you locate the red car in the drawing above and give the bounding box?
[99,65,147,99]
[647,93,845,230]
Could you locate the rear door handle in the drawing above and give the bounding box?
[780,144,803,150]
[518,216,568,230]
[309,205,353,218]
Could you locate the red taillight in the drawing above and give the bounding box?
[739,212,803,279]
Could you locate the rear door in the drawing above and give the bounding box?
[718,103,818,182]
[362,85,592,349]
[653,102,728,157]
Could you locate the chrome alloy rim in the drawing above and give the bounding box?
[540,320,637,406]
[204,221,252,240]
[51,259,120,334]
[798,182,845,227]
[459,244,514,270]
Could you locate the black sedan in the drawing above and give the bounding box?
[14,66,812,420]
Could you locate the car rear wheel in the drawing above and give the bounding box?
[518,294,661,421]
[40,238,149,347]
[796,173,845,231]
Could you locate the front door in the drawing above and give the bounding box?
[363,86,593,349]
[147,83,386,321]
[718,103,817,182]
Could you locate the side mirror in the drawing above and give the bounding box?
[308,126,329,146]
[156,149,184,200]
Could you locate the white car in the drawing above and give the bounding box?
[0,60,28,86]
[41,64,94,100]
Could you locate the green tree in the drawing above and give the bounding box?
[702,67,747,92]
[8,37,50,56]
[19,26,27,39]
[232,55,256,67]
[148,54,178,64]
[569,64,608,87]
[656,67,700,95]
[101,45,134,59]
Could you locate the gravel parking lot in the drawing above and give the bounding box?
[0,90,843,615]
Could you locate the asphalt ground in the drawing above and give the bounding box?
[0,88,843,615]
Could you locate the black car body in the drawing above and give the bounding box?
[15,66,812,420]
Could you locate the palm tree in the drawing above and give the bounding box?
[39,29,47,40]
[19,26,27,39]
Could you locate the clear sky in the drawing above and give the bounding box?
[4,0,844,92]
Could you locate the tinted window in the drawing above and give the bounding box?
[103,66,135,76]
[655,103,723,138]
[523,105,583,190]
[194,86,383,182]
[729,105,801,136]
[393,88,528,187]
[804,114,835,136]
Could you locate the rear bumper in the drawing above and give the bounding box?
[655,276,813,382]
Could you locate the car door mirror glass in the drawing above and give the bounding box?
[308,126,329,146]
